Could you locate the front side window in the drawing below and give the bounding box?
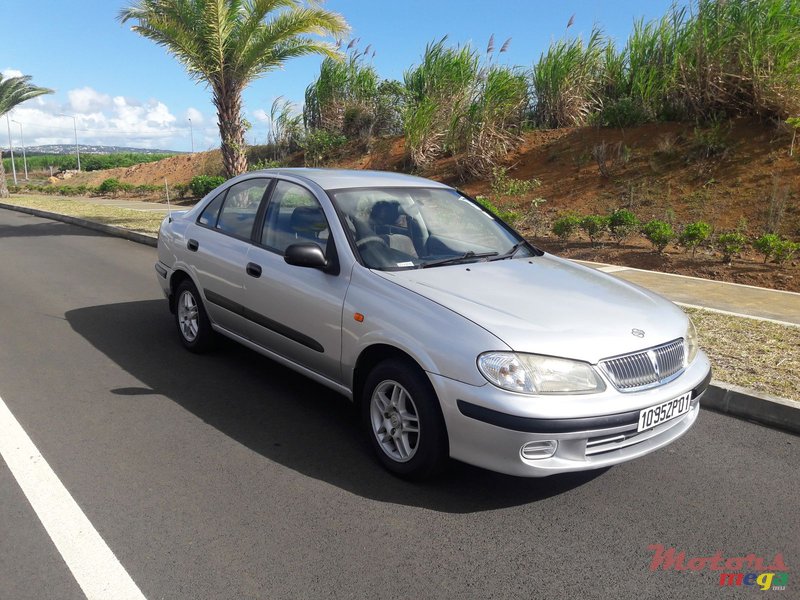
[261,181,329,256]
[329,187,531,270]
[215,178,270,239]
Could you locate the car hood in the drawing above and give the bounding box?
[373,255,688,364]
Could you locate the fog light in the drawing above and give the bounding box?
[521,440,558,460]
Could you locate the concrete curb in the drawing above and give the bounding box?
[2,202,798,436]
[703,381,800,435]
[0,202,158,248]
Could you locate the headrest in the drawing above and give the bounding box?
[291,206,327,233]
[370,200,401,226]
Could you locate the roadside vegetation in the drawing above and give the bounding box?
[2,152,176,174]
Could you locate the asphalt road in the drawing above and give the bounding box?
[0,208,797,600]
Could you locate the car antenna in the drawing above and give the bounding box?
[164,178,173,223]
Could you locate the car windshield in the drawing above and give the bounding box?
[329,187,534,270]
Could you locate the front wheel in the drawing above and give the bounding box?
[174,279,214,353]
[362,359,449,479]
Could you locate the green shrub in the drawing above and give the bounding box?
[679,221,712,256]
[189,175,226,198]
[475,196,520,227]
[774,239,799,264]
[717,231,747,263]
[642,220,676,252]
[97,178,124,194]
[580,215,609,245]
[608,208,639,244]
[301,130,347,167]
[753,233,782,263]
[490,167,540,197]
[552,214,582,241]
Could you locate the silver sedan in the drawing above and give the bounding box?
[155,168,712,479]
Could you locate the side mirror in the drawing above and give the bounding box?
[284,242,327,269]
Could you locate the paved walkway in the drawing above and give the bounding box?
[4,197,800,326]
[577,261,800,326]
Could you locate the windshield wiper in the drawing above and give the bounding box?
[420,250,498,268]
[488,240,527,261]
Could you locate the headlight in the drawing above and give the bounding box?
[685,318,699,365]
[477,352,606,395]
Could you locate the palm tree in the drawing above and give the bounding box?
[0,74,53,198]
[119,0,349,177]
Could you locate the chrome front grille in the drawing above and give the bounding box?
[599,339,685,391]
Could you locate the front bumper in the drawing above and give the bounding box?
[429,351,711,477]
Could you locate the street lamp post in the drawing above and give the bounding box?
[188,117,194,153]
[5,114,18,185]
[11,120,27,180]
[57,113,80,171]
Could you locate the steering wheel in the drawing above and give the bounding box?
[356,235,387,249]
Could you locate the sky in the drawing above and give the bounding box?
[3,0,683,153]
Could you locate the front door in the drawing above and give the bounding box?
[241,180,350,383]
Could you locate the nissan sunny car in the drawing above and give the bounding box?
[155,168,712,479]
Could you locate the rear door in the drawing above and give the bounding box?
[184,177,272,335]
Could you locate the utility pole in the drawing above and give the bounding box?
[11,120,27,180]
[5,114,17,185]
[57,113,80,171]
[188,117,194,153]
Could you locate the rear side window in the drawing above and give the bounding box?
[215,178,271,239]
[198,190,226,227]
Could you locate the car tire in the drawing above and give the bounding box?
[362,359,449,479]
[174,279,214,353]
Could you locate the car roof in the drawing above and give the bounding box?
[253,168,452,191]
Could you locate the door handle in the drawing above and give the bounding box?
[246,262,262,278]
[187,239,199,252]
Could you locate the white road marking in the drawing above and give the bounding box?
[0,395,147,600]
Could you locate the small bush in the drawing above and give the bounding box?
[475,196,520,227]
[190,175,226,198]
[97,178,124,194]
[753,233,782,263]
[302,130,347,167]
[642,220,676,253]
[490,167,540,197]
[608,208,639,244]
[774,239,799,264]
[717,231,748,263]
[679,221,712,256]
[580,215,609,246]
[552,214,582,241]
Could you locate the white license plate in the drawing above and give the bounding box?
[637,392,693,432]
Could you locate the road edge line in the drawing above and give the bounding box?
[0,394,147,600]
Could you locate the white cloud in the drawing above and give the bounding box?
[68,87,112,114]
[0,83,222,152]
[2,68,23,79]
[185,107,204,124]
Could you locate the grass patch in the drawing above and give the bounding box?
[685,307,800,402]
[4,195,167,235]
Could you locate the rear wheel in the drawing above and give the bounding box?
[362,359,449,479]
[174,279,214,353]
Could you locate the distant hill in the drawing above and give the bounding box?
[5,144,182,156]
